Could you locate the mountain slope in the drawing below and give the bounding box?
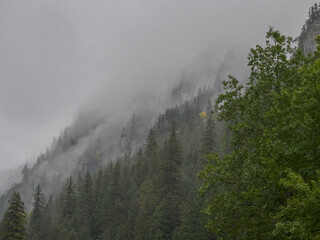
[0,48,248,218]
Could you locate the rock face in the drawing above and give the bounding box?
[300,15,320,54]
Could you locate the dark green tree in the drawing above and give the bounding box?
[41,196,56,240]
[200,29,320,239]
[200,109,216,156]
[173,193,213,240]
[62,177,76,220]
[77,171,94,238]
[144,128,158,175]
[158,122,182,196]
[29,185,45,240]
[151,193,180,240]
[150,123,183,239]
[0,192,27,240]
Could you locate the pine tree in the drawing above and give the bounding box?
[29,185,45,240]
[206,99,213,115]
[77,171,94,237]
[200,109,216,156]
[91,168,104,240]
[150,123,183,239]
[173,193,213,240]
[105,162,126,239]
[151,193,180,240]
[41,196,55,240]
[158,122,182,196]
[62,177,76,220]
[0,192,27,240]
[144,128,158,175]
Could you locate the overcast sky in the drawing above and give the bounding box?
[0,0,315,171]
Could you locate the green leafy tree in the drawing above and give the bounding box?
[273,171,320,239]
[199,28,318,239]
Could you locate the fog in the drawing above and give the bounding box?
[0,0,315,171]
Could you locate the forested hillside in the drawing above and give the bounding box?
[0,42,248,218]
[1,8,320,240]
[1,86,220,240]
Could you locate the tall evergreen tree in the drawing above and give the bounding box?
[105,162,126,239]
[200,109,216,156]
[144,128,158,175]
[144,128,157,159]
[41,196,56,240]
[0,192,27,240]
[62,177,76,220]
[158,122,182,196]
[150,123,183,239]
[173,193,213,240]
[29,185,45,240]
[91,168,104,240]
[151,193,180,240]
[77,171,93,239]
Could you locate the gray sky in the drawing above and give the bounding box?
[0,0,315,171]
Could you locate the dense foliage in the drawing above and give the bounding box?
[200,29,320,239]
[0,192,27,240]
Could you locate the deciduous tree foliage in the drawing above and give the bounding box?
[200,29,320,239]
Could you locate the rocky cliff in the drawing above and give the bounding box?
[298,3,320,54]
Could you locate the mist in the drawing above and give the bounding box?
[0,0,315,172]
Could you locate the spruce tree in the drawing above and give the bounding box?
[29,185,45,240]
[144,128,158,169]
[151,193,180,240]
[158,122,182,196]
[173,193,212,240]
[151,122,182,239]
[200,109,216,156]
[62,177,76,220]
[77,171,93,237]
[41,196,55,240]
[105,162,126,239]
[0,192,27,240]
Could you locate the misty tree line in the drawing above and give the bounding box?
[1,25,320,240]
[0,87,219,240]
